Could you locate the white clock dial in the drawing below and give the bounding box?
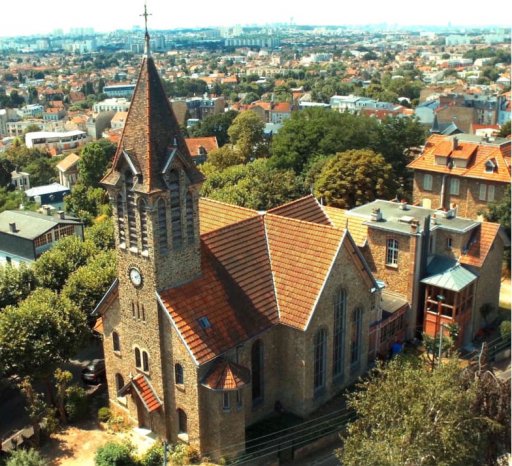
[129,268,142,287]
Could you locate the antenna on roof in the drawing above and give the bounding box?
[140,1,152,57]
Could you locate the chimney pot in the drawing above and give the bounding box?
[58,210,65,219]
[9,222,16,233]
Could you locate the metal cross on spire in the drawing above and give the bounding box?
[140,1,152,56]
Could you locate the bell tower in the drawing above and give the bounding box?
[100,5,204,437]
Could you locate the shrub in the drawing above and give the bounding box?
[107,415,127,433]
[499,320,511,340]
[139,441,164,466]
[65,385,88,421]
[168,444,199,465]
[94,441,137,466]
[6,448,47,466]
[98,407,111,423]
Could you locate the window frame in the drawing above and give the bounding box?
[112,331,120,352]
[423,173,433,191]
[175,363,184,385]
[449,177,460,196]
[386,238,399,267]
[313,328,327,394]
[479,184,487,201]
[332,288,346,380]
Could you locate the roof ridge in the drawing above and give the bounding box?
[265,212,344,233]
[263,211,281,322]
[200,197,259,214]
[267,194,316,212]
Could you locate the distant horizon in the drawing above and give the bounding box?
[0,0,510,38]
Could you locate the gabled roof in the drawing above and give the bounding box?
[101,55,203,193]
[460,222,502,268]
[118,374,162,413]
[156,196,377,365]
[56,153,80,172]
[0,210,80,240]
[408,134,511,183]
[185,136,218,157]
[323,205,368,247]
[202,359,251,391]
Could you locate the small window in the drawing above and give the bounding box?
[479,184,487,201]
[223,392,230,411]
[142,351,149,372]
[386,238,399,266]
[177,409,187,434]
[447,237,453,249]
[449,178,459,196]
[485,160,496,173]
[112,332,120,352]
[487,185,495,202]
[198,316,211,330]
[141,305,146,322]
[135,347,141,368]
[423,173,433,191]
[115,373,124,392]
[175,363,184,384]
[131,301,135,318]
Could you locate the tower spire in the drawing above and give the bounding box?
[141,1,152,56]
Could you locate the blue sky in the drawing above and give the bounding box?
[0,0,509,37]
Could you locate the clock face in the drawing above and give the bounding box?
[129,267,142,287]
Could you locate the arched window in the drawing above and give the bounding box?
[169,170,182,249]
[175,363,184,384]
[134,347,141,368]
[142,351,149,372]
[333,289,346,379]
[314,328,327,392]
[112,332,120,352]
[139,199,148,252]
[125,171,138,249]
[115,373,124,392]
[350,308,363,367]
[157,199,168,254]
[251,340,264,403]
[177,409,187,434]
[186,191,194,244]
[116,194,126,245]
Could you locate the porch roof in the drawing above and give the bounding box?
[421,255,477,292]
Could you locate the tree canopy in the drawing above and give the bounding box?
[0,263,36,310]
[0,288,88,380]
[340,356,511,466]
[314,149,396,208]
[78,139,116,187]
[227,111,266,160]
[189,110,238,146]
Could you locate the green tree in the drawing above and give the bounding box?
[64,183,110,225]
[483,185,511,271]
[6,447,47,466]
[94,442,137,466]
[0,288,88,381]
[204,145,245,171]
[189,110,238,146]
[314,150,395,208]
[85,217,115,251]
[34,235,98,291]
[339,357,508,466]
[22,124,43,135]
[0,187,28,213]
[498,120,510,138]
[0,263,36,309]
[78,140,116,187]
[227,111,266,160]
[0,157,15,186]
[202,158,304,210]
[62,250,117,317]
[54,368,73,424]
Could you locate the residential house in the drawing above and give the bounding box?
[408,133,511,219]
[0,209,83,266]
[24,182,70,208]
[56,153,80,189]
[325,200,507,347]
[10,170,30,191]
[184,137,218,165]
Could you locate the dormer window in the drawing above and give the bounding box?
[485,160,496,174]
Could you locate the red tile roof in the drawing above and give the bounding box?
[199,198,258,234]
[131,374,162,413]
[460,222,501,268]
[202,360,251,391]
[268,195,332,226]
[185,137,218,157]
[408,134,511,183]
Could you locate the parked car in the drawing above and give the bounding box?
[81,359,106,384]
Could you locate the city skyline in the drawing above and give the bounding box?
[0,0,510,38]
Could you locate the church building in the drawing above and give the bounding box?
[97,28,381,460]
